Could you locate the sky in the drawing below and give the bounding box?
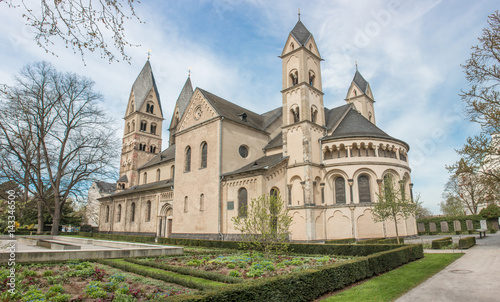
[0,0,498,214]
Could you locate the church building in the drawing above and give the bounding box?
[98,18,417,241]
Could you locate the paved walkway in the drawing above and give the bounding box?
[397,233,500,302]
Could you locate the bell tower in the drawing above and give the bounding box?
[345,68,376,124]
[280,16,325,240]
[118,60,164,190]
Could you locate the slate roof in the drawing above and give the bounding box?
[199,89,267,131]
[131,61,162,116]
[352,70,369,94]
[101,179,174,199]
[261,107,282,130]
[176,77,194,118]
[324,104,352,130]
[117,175,128,183]
[290,20,312,45]
[264,133,283,150]
[139,144,176,170]
[323,108,409,148]
[95,181,116,193]
[224,153,287,176]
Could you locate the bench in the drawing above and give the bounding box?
[476,228,487,239]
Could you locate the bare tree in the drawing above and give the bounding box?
[442,169,489,215]
[0,62,119,235]
[372,174,418,244]
[1,0,142,62]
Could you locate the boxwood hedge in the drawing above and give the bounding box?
[431,237,452,249]
[458,236,476,249]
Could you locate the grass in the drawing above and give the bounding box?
[322,253,463,301]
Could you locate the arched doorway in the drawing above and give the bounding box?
[158,203,173,237]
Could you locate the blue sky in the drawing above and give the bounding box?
[0,0,498,214]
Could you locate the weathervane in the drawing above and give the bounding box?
[298,8,301,20]
[188,67,192,77]
[147,49,152,61]
[355,60,358,71]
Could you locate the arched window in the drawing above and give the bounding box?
[335,177,346,204]
[290,42,294,50]
[130,202,136,222]
[143,172,147,184]
[270,188,279,199]
[289,70,298,86]
[309,71,315,86]
[184,196,188,213]
[171,165,175,178]
[146,200,151,222]
[156,169,161,181]
[309,44,313,51]
[383,174,394,198]
[200,194,204,211]
[311,106,318,123]
[146,103,154,114]
[185,146,191,172]
[140,121,147,132]
[291,107,300,123]
[105,205,110,223]
[130,101,134,114]
[238,188,248,217]
[358,175,371,203]
[200,142,208,169]
[127,123,131,133]
[150,123,157,135]
[150,145,157,153]
[269,188,279,236]
[117,204,121,222]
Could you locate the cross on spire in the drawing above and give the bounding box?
[147,49,152,61]
[298,8,301,20]
[188,67,192,77]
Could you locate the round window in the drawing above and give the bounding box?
[239,145,249,158]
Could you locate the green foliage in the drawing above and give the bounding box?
[43,270,53,277]
[479,203,500,219]
[229,270,242,277]
[48,294,71,302]
[358,238,401,245]
[125,258,243,284]
[21,288,45,302]
[324,238,356,244]
[84,281,108,298]
[458,236,476,249]
[232,193,293,257]
[46,284,65,297]
[372,174,418,244]
[417,215,483,234]
[167,245,423,302]
[22,270,37,277]
[113,293,137,302]
[226,263,236,269]
[431,237,453,249]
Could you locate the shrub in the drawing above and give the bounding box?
[49,294,71,302]
[84,281,108,299]
[489,228,497,234]
[110,274,126,283]
[46,284,65,297]
[21,288,45,302]
[43,270,53,277]
[227,263,236,269]
[479,203,500,219]
[22,270,37,277]
[324,238,356,244]
[229,270,242,277]
[458,236,476,249]
[431,237,452,249]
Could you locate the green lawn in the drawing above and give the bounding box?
[322,253,463,302]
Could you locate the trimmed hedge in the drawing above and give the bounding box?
[97,258,226,290]
[431,237,452,249]
[166,245,423,301]
[458,236,476,249]
[324,238,356,244]
[357,238,401,245]
[125,258,243,284]
[77,232,403,256]
[416,216,484,234]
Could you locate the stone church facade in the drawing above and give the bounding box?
[98,19,417,241]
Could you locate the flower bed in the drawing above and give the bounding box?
[138,251,354,280]
[0,261,195,301]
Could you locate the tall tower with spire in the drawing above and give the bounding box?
[118,61,164,189]
[280,16,325,240]
[345,68,376,124]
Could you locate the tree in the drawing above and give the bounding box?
[232,193,293,257]
[479,203,500,220]
[443,167,489,215]
[415,203,432,219]
[0,61,119,235]
[1,0,142,62]
[457,10,500,193]
[372,175,418,244]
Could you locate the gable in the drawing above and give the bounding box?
[281,35,301,56]
[137,87,163,119]
[177,89,219,132]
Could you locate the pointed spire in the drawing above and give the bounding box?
[176,76,194,117]
[352,69,368,94]
[290,19,311,46]
[131,60,162,116]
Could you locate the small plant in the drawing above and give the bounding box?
[246,269,264,278]
[110,274,126,283]
[49,294,71,302]
[238,261,248,268]
[227,263,236,269]
[43,270,53,277]
[84,281,107,299]
[22,270,37,277]
[21,288,45,302]
[229,270,242,277]
[113,293,137,302]
[93,267,106,281]
[46,284,65,297]
[289,259,303,266]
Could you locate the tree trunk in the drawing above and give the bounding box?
[394,215,400,244]
[37,198,44,234]
[51,201,61,235]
